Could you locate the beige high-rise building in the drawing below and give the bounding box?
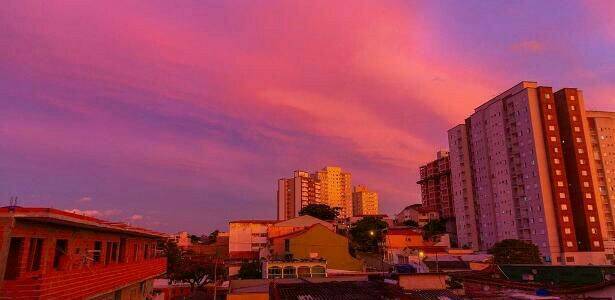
[313,166,353,218]
[587,111,615,263]
[448,81,607,265]
[352,185,378,216]
[277,171,322,220]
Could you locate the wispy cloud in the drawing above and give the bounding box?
[65,209,122,218]
[76,196,92,203]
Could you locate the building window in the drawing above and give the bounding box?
[550,137,557,142]
[563,216,569,222]
[584,182,590,187]
[590,216,596,222]
[554,147,559,153]
[4,237,24,280]
[311,266,326,278]
[133,244,139,262]
[576,137,582,143]
[570,96,576,101]
[591,228,597,234]
[28,238,44,271]
[586,193,592,199]
[574,126,580,132]
[283,266,297,278]
[578,148,584,154]
[297,266,311,278]
[594,241,600,247]
[588,204,593,211]
[557,181,564,187]
[549,126,555,131]
[559,193,566,199]
[268,267,282,279]
[579,159,585,165]
[554,158,560,164]
[566,256,575,262]
[105,242,113,265]
[556,170,562,175]
[561,204,568,210]
[112,242,118,262]
[545,94,551,99]
[564,228,571,234]
[582,171,588,176]
[572,116,577,121]
[53,239,68,270]
[566,242,573,248]
[93,241,102,263]
[547,114,553,120]
[144,244,149,259]
[571,105,576,110]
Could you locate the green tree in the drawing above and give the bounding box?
[349,216,388,252]
[205,230,219,245]
[299,204,339,221]
[162,240,182,274]
[488,239,542,265]
[402,220,419,228]
[422,218,447,241]
[189,234,201,244]
[238,260,262,279]
[163,240,219,291]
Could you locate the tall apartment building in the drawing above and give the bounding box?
[448,81,606,265]
[449,124,480,250]
[277,171,322,221]
[352,185,379,216]
[313,167,353,218]
[417,150,454,219]
[587,111,615,262]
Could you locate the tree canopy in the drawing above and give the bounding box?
[349,216,388,252]
[299,204,339,220]
[238,260,262,279]
[402,220,419,228]
[422,218,447,241]
[162,240,219,290]
[488,239,542,265]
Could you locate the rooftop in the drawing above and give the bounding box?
[272,280,409,300]
[0,206,165,238]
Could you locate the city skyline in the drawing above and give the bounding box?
[1,1,615,234]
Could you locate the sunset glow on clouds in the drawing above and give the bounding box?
[1,0,614,233]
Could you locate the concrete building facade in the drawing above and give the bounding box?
[277,171,322,221]
[312,167,353,218]
[587,111,615,262]
[417,150,454,219]
[449,124,480,250]
[448,81,607,264]
[352,185,378,216]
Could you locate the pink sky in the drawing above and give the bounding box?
[1,0,614,233]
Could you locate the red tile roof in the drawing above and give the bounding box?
[230,219,278,224]
[386,228,422,236]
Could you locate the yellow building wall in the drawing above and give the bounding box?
[285,225,363,271]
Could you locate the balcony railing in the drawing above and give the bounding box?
[1,257,166,299]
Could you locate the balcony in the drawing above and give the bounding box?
[1,257,166,299]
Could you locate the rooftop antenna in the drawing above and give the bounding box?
[8,196,18,212]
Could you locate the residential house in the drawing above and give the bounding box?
[0,207,166,299]
[269,223,363,272]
